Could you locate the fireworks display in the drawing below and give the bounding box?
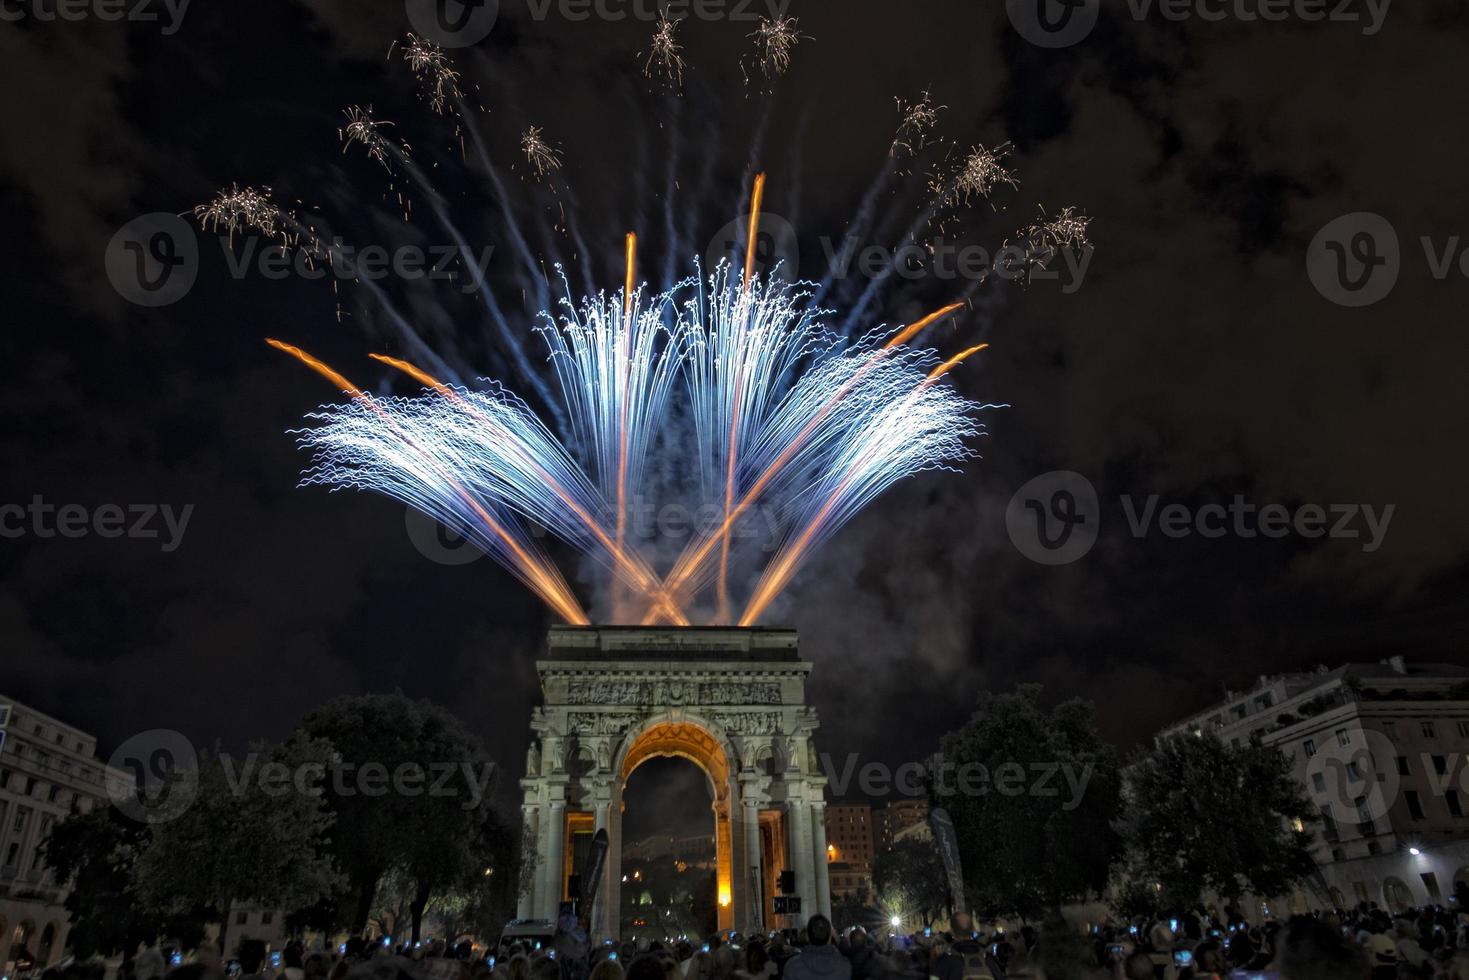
[520,126,563,179]
[748,16,805,79]
[270,197,991,626]
[643,13,687,87]
[938,142,1019,208]
[197,31,1087,625]
[398,32,464,116]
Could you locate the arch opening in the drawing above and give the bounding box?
[620,756,718,940]
[618,721,736,934]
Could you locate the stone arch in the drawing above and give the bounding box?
[10,920,36,968]
[1383,876,1415,912]
[520,627,829,941]
[38,923,58,966]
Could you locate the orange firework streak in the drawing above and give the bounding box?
[267,339,590,626]
[713,172,767,622]
[647,301,966,621]
[367,353,690,626]
[610,233,639,621]
[738,343,989,626]
[616,232,637,556]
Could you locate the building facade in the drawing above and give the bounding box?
[0,697,133,973]
[824,804,874,900]
[1158,658,1469,913]
[876,799,929,852]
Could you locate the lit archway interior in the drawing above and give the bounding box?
[620,722,735,932]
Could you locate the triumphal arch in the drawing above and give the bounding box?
[517,626,831,939]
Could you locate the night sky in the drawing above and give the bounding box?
[3,1,1467,836]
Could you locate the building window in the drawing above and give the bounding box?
[262,912,275,926]
[4,842,18,868]
[1336,729,1352,747]
[1367,840,1381,855]
[1422,873,1442,900]
[1346,762,1363,781]
[1406,791,1425,821]
[1312,773,1328,792]
[1304,739,1317,758]
[236,911,248,925]
[1447,791,1463,819]
[1458,721,1469,738]
[1422,722,1437,738]
[1431,755,1448,775]
[1384,722,1398,738]
[1397,756,1411,776]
